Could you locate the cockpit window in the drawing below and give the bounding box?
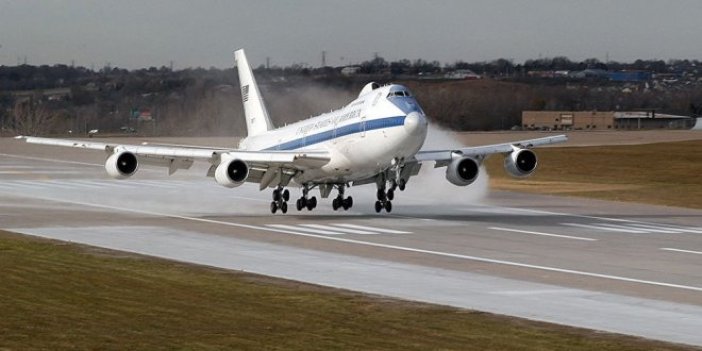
[387,91,411,98]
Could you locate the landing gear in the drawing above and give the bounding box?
[296,184,318,212]
[332,184,353,211]
[375,185,393,213]
[270,186,290,214]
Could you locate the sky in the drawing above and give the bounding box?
[1,0,701,69]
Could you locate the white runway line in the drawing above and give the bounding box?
[489,227,597,241]
[267,224,347,235]
[661,248,702,256]
[10,181,55,189]
[300,224,376,235]
[333,223,412,234]
[629,223,702,234]
[562,222,648,233]
[68,180,108,189]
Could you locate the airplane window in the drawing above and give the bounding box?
[404,91,411,97]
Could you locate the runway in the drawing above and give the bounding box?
[2,138,702,346]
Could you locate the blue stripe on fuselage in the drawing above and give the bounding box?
[264,115,406,151]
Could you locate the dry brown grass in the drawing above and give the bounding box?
[486,140,702,209]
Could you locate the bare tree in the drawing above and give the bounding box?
[12,95,58,136]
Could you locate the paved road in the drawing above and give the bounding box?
[2,138,702,346]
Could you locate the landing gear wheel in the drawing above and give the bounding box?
[307,196,317,211]
[272,189,281,201]
[296,198,303,211]
[332,197,341,211]
[270,201,278,214]
[346,196,353,209]
[342,197,351,210]
[398,179,406,191]
[281,201,288,214]
[283,189,290,202]
[385,200,392,213]
[374,201,383,213]
[387,188,395,201]
[377,188,386,201]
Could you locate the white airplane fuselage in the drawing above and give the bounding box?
[239,84,428,185]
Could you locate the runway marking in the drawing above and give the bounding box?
[562,223,648,234]
[300,224,376,235]
[488,227,597,241]
[267,224,346,235]
[562,222,702,234]
[332,223,412,234]
[486,204,702,234]
[661,248,702,256]
[9,194,702,293]
[0,170,84,175]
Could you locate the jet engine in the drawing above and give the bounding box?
[446,156,480,186]
[105,150,138,179]
[215,158,249,188]
[504,148,538,178]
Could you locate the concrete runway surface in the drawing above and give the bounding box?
[1,137,702,346]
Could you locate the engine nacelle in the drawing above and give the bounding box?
[504,148,538,178]
[446,156,480,186]
[215,158,249,188]
[105,150,138,179]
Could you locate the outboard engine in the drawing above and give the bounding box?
[504,148,538,177]
[105,150,138,179]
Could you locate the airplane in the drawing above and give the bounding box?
[17,49,567,214]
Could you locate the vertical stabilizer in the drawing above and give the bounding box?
[235,49,273,136]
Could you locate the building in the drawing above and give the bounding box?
[522,111,615,130]
[521,110,693,130]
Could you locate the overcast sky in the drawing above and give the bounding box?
[1,0,701,69]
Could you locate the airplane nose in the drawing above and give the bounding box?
[404,112,428,136]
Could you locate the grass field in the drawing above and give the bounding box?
[0,230,697,351]
[486,140,702,209]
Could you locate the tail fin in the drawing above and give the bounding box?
[235,49,273,137]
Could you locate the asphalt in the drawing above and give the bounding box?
[2,136,702,346]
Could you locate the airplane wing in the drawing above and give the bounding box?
[413,134,568,166]
[16,136,330,188]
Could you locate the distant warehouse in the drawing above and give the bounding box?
[521,111,694,130]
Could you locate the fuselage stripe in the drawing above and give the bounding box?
[264,115,406,151]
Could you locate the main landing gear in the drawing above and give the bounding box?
[331,184,353,211]
[295,184,318,211]
[270,186,290,214]
[374,178,407,214]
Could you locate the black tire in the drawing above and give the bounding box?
[281,201,288,214]
[374,200,382,213]
[346,196,353,208]
[332,197,340,211]
[399,179,406,191]
[307,196,317,211]
[385,200,392,213]
[283,189,290,202]
[272,189,281,201]
[377,188,386,201]
[387,188,394,201]
[270,201,278,214]
[296,198,303,211]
